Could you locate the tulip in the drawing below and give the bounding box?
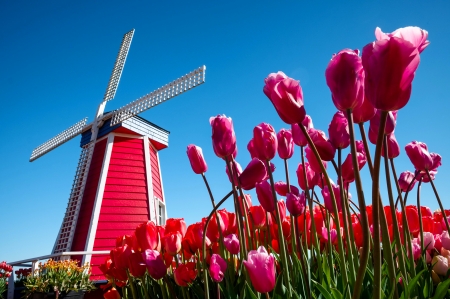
[183,222,210,254]
[223,210,237,236]
[305,146,327,174]
[203,213,226,243]
[412,241,421,260]
[237,194,252,217]
[277,129,294,159]
[256,180,275,212]
[321,226,341,244]
[243,246,276,293]
[291,115,313,147]
[224,234,240,254]
[375,26,429,53]
[353,98,376,124]
[164,232,182,255]
[380,133,400,159]
[111,245,133,270]
[362,34,420,111]
[328,111,350,149]
[325,49,365,111]
[134,221,159,252]
[186,145,208,174]
[296,161,319,190]
[421,232,435,250]
[274,181,300,196]
[422,206,433,217]
[405,205,420,235]
[210,115,237,159]
[226,160,242,186]
[271,199,287,222]
[341,151,366,183]
[253,123,278,161]
[165,218,187,238]
[368,110,398,144]
[432,255,449,276]
[308,128,336,161]
[248,206,267,229]
[441,231,450,250]
[209,254,227,283]
[263,71,306,124]
[398,171,417,192]
[239,158,267,190]
[286,192,306,216]
[247,138,258,159]
[322,182,344,213]
[174,262,197,287]
[142,249,167,280]
[104,288,121,299]
[405,141,433,171]
[127,252,146,278]
[116,235,133,248]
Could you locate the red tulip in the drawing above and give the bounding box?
[209,254,227,282]
[174,262,197,287]
[164,232,182,255]
[203,213,225,243]
[127,252,146,278]
[375,26,429,53]
[405,205,420,235]
[115,235,133,248]
[421,206,433,217]
[222,209,237,235]
[134,221,159,252]
[325,49,364,111]
[239,158,267,190]
[165,218,187,238]
[183,222,210,254]
[362,35,420,111]
[210,115,237,159]
[398,171,417,192]
[263,71,306,124]
[292,115,313,147]
[104,288,120,299]
[308,128,336,161]
[253,123,278,161]
[277,129,294,159]
[248,206,267,229]
[405,141,434,171]
[186,145,208,174]
[286,192,306,216]
[111,245,133,270]
[353,98,376,124]
[271,199,287,222]
[296,162,319,190]
[305,146,327,174]
[224,234,240,255]
[274,181,300,196]
[328,111,350,149]
[243,246,276,293]
[381,133,400,159]
[142,249,167,280]
[256,181,275,212]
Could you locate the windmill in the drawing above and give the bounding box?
[29,29,206,277]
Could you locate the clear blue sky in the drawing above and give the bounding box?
[1,1,449,263]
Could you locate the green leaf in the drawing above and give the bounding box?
[273,271,287,298]
[312,280,333,299]
[330,288,343,299]
[433,279,450,299]
[245,283,259,299]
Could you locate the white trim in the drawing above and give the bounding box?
[82,133,115,264]
[143,137,156,223]
[155,150,168,223]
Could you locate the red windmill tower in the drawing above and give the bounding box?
[29,29,206,278]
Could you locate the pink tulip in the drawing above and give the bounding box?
[226,160,242,186]
[210,115,237,159]
[277,129,294,159]
[375,26,429,53]
[398,171,417,192]
[368,110,398,145]
[328,111,350,149]
[186,145,208,174]
[405,141,434,171]
[209,254,227,282]
[412,241,421,260]
[325,49,364,111]
[253,123,278,161]
[164,232,182,255]
[224,234,240,254]
[381,133,400,159]
[263,71,306,124]
[274,181,300,196]
[292,115,313,147]
[322,182,346,213]
[286,192,306,216]
[341,151,366,184]
[321,226,341,244]
[353,98,376,124]
[239,158,267,190]
[247,139,258,159]
[243,246,276,293]
[441,231,450,251]
[296,162,319,190]
[308,128,336,161]
[432,255,449,276]
[256,181,275,212]
[274,199,287,221]
[142,249,167,280]
[362,35,420,111]
[421,232,435,251]
[305,146,327,174]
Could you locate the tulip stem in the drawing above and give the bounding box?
[142,276,151,299]
[417,178,425,256]
[426,169,450,234]
[126,270,138,299]
[265,159,291,297]
[284,159,291,194]
[202,189,234,299]
[358,122,373,174]
[265,292,271,299]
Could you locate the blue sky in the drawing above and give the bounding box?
[1,1,449,263]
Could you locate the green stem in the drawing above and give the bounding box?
[417,179,425,254]
[358,122,374,174]
[126,270,138,299]
[426,169,450,234]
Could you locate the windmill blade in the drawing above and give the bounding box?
[102,29,135,103]
[30,118,88,162]
[110,65,206,126]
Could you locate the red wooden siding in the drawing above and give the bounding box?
[149,143,163,201]
[70,138,107,263]
[90,136,151,279]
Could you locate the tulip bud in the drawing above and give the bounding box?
[341,151,366,184]
[209,254,227,283]
[255,181,275,212]
[291,115,313,147]
[127,252,146,278]
[286,192,306,216]
[432,255,449,276]
[353,98,376,124]
[305,146,327,174]
[398,171,417,192]
[296,162,319,190]
[253,123,278,161]
[134,221,159,252]
[224,234,240,254]
[405,141,434,171]
[277,129,294,159]
[210,115,237,159]
[308,128,336,161]
[247,138,258,159]
[239,158,267,190]
[328,111,350,149]
[104,288,121,299]
[186,145,208,174]
[248,206,266,229]
[274,181,299,196]
[164,232,182,255]
[243,246,276,293]
[174,262,197,287]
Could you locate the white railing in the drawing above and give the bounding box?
[7,251,109,299]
